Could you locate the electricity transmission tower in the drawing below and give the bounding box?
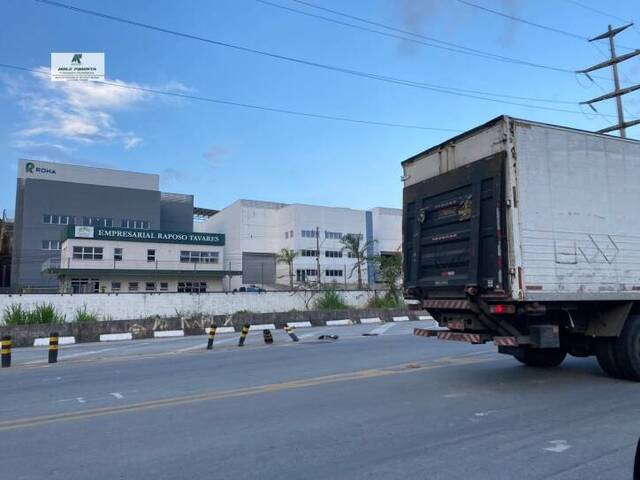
[577,23,640,138]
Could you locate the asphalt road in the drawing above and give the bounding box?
[1,320,639,480]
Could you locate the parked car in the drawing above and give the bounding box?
[233,285,266,293]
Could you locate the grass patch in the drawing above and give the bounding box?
[74,305,99,322]
[2,303,65,325]
[366,293,403,309]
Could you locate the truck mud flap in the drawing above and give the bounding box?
[414,328,492,344]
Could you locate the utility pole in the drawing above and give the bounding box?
[315,226,321,289]
[578,24,640,138]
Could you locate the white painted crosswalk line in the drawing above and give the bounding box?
[369,323,395,335]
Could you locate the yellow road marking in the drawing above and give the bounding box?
[0,355,498,432]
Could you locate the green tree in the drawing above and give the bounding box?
[340,234,375,290]
[276,248,298,289]
[373,253,402,302]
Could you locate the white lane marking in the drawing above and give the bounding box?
[154,330,184,338]
[443,393,466,398]
[369,323,395,335]
[360,317,381,324]
[34,336,75,347]
[544,440,571,453]
[287,321,312,328]
[24,342,154,364]
[392,316,410,322]
[327,319,352,326]
[110,392,124,400]
[76,397,86,404]
[205,326,235,334]
[474,410,495,417]
[100,333,133,342]
[249,324,276,331]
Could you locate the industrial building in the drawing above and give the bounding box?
[196,200,401,289]
[12,159,194,291]
[42,225,235,293]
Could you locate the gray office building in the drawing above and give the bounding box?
[12,159,193,290]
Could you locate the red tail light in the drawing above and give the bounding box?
[490,304,515,314]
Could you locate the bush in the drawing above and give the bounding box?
[2,304,28,325]
[314,288,349,310]
[366,293,403,309]
[27,303,65,324]
[75,305,99,322]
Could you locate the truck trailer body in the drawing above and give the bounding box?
[402,115,640,379]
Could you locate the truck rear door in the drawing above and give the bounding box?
[403,152,507,296]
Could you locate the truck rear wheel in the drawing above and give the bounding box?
[611,315,640,381]
[595,338,625,379]
[513,348,567,368]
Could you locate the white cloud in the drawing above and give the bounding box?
[3,67,187,152]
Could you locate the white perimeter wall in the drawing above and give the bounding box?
[0,290,376,322]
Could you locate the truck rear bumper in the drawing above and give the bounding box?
[414,328,523,346]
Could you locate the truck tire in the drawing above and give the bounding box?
[595,338,625,379]
[513,348,567,368]
[610,315,640,381]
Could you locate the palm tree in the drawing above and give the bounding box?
[276,248,298,289]
[340,234,375,290]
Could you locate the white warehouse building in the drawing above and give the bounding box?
[196,200,401,289]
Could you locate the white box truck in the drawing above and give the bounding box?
[403,115,640,380]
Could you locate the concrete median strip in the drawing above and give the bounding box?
[287,321,312,328]
[206,326,235,334]
[359,317,381,324]
[34,336,75,347]
[392,316,410,322]
[326,319,352,326]
[249,324,277,331]
[153,330,184,338]
[99,333,133,342]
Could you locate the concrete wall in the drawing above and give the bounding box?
[0,290,380,322]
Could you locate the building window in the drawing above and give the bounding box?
[177,281,207,293]
[72,246,103,260]
[111,282,121,292]
[290,230,294,238]
[43,214,74,225]
[160,282,169,292]
[114,248,123,261]
[147,249,156,262]
[285,231,289,239]
[347,252,356,259]
[325,250,342,258]
[83,217,113,227]
[300,249,319,257]
[121,219,150,230]
[128,282,139,292]
[295,269,318,282]
[325,231,342,240]
[325,269,343,277]
[42,240,61,250]
[346,233,363,240]
[145,282,156,291]
[179,251,219,264]
[301,229,318,238]
[70,278,99,294]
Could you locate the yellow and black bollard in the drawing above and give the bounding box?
[238,324,250,347]
[207,325,217,350]
[1,335,11,368]
[263,329,274,345]
[48,332,59,364]
[284,325,299,342]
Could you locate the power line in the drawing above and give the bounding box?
[261,0,575,76]
[454,0,635,51]
[564,0,639,32]
[33,0,616,117]
[0,62,462,133]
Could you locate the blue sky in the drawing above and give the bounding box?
[1,0,639,216]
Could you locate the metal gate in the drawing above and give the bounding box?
[242,253,276,286]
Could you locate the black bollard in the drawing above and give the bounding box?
[207,325,217,350]
[1,335,11,368]
[284,325,299,342]
[263,329,273,345]
[48,332,59,364]
[238,324,250,347]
